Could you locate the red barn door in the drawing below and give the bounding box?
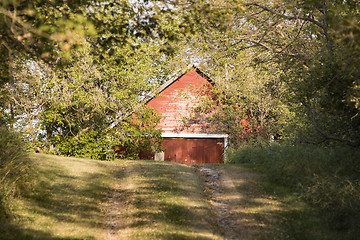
[163,138,224,164]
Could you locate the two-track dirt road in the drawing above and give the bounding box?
[104,162,287,240]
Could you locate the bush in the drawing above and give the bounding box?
[228,144,360,234]
[0,127,33,220]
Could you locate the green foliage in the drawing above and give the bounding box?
[228,144,360,236]
[187,54,290,147]
[183,0,360,147]
[0,41,168,160]
[2,0,359,159]
[243,0,360,146]
[113,107,164,160]
[0,0,96,85]
[56,129,110,160]
[53,107,164,160]
[0,128,33,220]
[1,0,194,160]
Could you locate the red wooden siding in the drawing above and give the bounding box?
[146,70,212,133]
[143,67,227,164]
[163,138,224,164]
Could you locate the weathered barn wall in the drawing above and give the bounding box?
[146,70,213,133]
[145,68,227,164]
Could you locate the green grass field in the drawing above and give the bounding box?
[228,144,360,240]
[1,154,116,240]
[1,154,223,240]
[1,152,352,239]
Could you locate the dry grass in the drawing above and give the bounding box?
[1,153,118,240]
[1,153,329,240]
[110,160,223,240]
[1,155,223,240]
[207,164,329,240]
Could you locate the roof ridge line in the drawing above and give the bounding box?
[144,65,213,104]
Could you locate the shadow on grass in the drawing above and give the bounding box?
[0,156,114,240]
[216,164,350,240]
[0,221,95,240]
[110,161,221,240]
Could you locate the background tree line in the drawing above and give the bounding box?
[0,0,189,159]
[1,0,359,159]
[181,0,360,147]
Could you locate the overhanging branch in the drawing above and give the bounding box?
[245,3,325,29]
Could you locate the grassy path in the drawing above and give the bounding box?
[207,165,328,240]
[207,165,288,240]
[1,154,224,240]
[1,154,117,240]
[1,154,320,240]
[107,161,222,239]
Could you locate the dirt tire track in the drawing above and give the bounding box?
[102,164,134,240]
[199,166,242,240]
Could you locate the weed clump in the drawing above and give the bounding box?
[0,127,34,220]
[228,144,360,238]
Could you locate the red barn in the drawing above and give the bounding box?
[145,66,228,164]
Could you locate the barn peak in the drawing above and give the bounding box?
[160,65,213,91]
[145,65,213,104]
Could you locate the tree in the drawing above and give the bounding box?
[0,0,202,158]
[0,0,97,128]
[169,2,289,146]
[38,42,169,159]
[181,0,360,146]
[0,0,97,83]
[241,0,360,146]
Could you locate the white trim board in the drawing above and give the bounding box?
[161,132,228,139]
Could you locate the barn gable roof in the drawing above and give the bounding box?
[108,65,213,130]
[144,65,214,104]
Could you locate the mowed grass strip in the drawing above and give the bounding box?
[2,152,332,240]
[2,154,223,240]
[2,153,119,240]
[114,160,223,240]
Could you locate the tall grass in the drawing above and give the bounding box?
[227,144,360,237]
[0,128,33,220]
